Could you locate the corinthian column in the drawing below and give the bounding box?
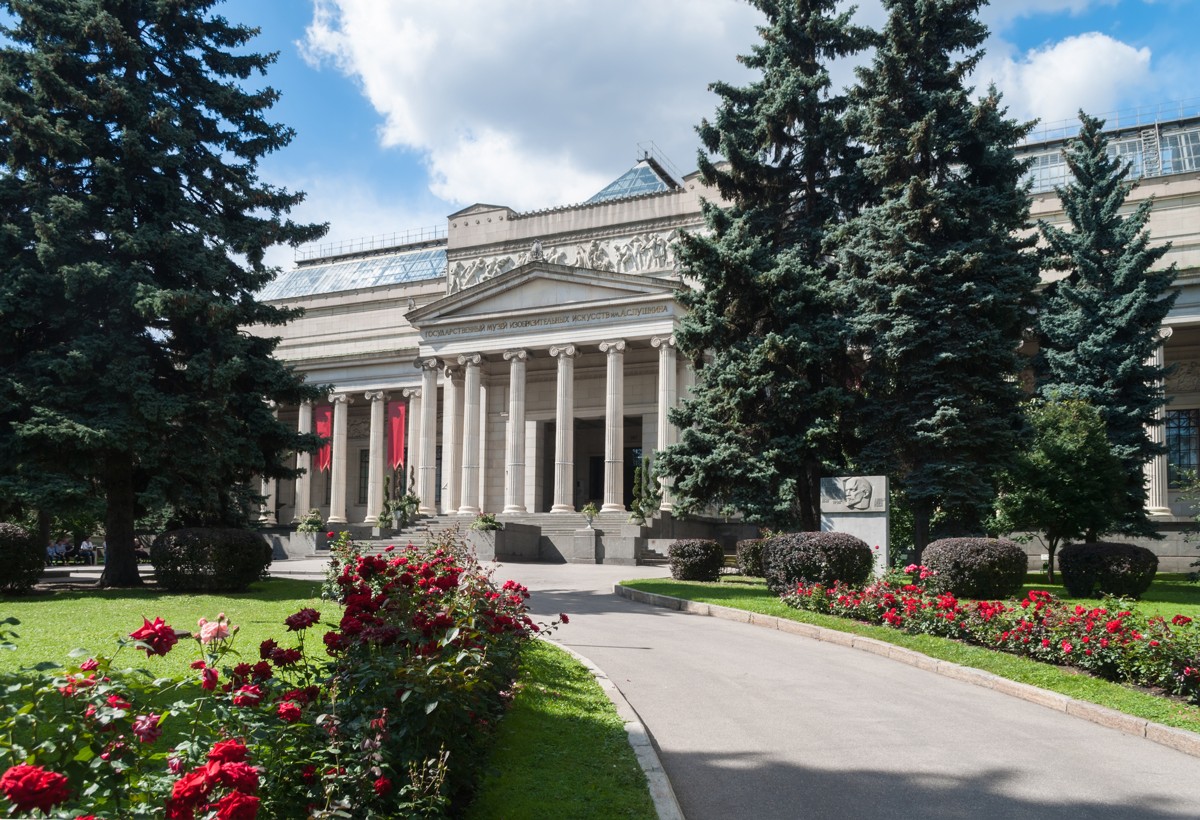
[402,386,421,498]
[550,344,578,512]
[503,349,529,513]
[458,353,483,515]
[416,358,440,515]
[1146,326,1174,515]
[293,400,313,522]
[652,334,677,512]
[441,366,463,514]
[327,393,351,524]
[362,391,386,524]
[600,339,626,512]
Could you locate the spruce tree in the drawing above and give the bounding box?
[834,0,1038,557]
[1036,112,1178,537]
[0,0,325,585]
[659,0,872,531]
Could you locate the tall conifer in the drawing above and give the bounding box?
[1036,112,1178,537]
[659,0,871,530]
[0,0,325,585]
[835,0,1038,556]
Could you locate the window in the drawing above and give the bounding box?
[1167,409,1200,487]
[358,449,370,506]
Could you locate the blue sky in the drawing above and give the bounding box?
[227,0,1200,267]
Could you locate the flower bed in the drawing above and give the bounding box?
[781,566,1200,704]
[0,535,561,818]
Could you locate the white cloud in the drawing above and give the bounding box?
[301,0,761,210]
[979,33,1154,128]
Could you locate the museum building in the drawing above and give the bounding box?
[252,108,1200,568]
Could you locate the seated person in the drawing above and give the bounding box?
[46,541,64,565]
[62,537,80,563]
[78,536,96,565]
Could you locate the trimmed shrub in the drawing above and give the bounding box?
[151,528,271,592]
[762,532,873,595]
[735,539,766,577]
[0,523,44,594]
[1058,542,1158,599]
[667,539,725,582]
[922,537,1027,600]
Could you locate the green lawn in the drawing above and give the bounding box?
[619,574,1200,734]
[1017,572,1200,619]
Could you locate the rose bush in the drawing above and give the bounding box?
[781,567,1200,703]
[0,534,560,818]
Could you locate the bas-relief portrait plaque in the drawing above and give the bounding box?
[820,476,888,513]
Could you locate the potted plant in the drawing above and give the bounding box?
[581,502,599,529]
[294,508,324,553]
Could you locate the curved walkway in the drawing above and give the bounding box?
[495,562,1200,820]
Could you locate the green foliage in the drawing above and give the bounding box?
[921,538,1028,600]
[835,0,1038,554]
[470,512,502,532]
[762,531,873,594]
[0,522,42,594]
[0,0,326,584]
[993,397,1126,580]
[294,508,324,534]
[661,0,872,531]
[150,528,272,592]
[1059,542,1159,599]
[735,538,766,577]
[1036,112,1178,539]
[628,456,661,524]
[667,539,725,582]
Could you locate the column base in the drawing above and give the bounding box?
[550,504,575,513]
[601,503,625,513]
[361,515,379,526]
[326,516,348,525]
[502,504,527,514]
[457,505,480,516]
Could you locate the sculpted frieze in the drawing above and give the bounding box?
[1168,360,1200,394]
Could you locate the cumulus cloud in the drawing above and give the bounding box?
[301,0,761,210]
[979,33,1154,128]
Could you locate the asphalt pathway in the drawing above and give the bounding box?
[491,562,1200,820]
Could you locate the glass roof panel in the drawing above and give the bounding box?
[259,246,446,300]
[586,162,671,203]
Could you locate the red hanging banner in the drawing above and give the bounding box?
[314,405,333,473]
[387,401,407,471]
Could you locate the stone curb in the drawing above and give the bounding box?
[614,585,1200,760]
[544,638,685,820]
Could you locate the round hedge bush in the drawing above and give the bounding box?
[1058,542,1158,599]
[735,538,766,577]
[762,532,873,595]
[0,522,44,594]
[151,528,272,592]
[667,539,725,582]
[921,537,1027,600]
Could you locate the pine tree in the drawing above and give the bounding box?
[0,0,325,585]
[834,0,1039,558]
[659,0,872,531]
[1036,112,1178,537]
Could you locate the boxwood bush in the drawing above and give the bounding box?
[151,527,271,592]
[667,539,725,582]
[762,532,873,595]
[735,538,766,577]
[0,522,44,594]
[921,537,1026,600]
[1058,541,1158,599]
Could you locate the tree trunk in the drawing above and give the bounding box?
[912,502,931,566]
[797,458,823,532]
[99,452,143,587]
[36,509,51,551]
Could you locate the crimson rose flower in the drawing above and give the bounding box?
[215,790,260,820]
[285,608,321,631]
[373,776,393,796]
[1,764,71,814]
[208,739,250,764]
[232,685,263,707]
[277,701,302,723]
[129,616,179,656]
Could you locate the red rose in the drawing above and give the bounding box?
[171,768,213,804]
[218,761,260,792]
[1,764,71,814]
[259,638,279,659]
[129,616,179,656]
[277,701,302,723]
[560,613,570,624]
[285,608,321,631]
[373,776,393,796]
[132,713,163,743]
[300,764,317,784]
[214,789,260,820]
[326,531,336,539]
[232,685,263,707]
[208,739,249,764]
[201,666,219,691]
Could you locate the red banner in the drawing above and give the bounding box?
[387,401,407,471]
[314,405,333,473]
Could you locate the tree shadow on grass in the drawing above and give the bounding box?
[6,577,322,605]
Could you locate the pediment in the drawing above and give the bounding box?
[407,262,678,325]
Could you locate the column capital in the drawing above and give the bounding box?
[549,343,579,359]
[402,387,421,400]
[363,390,387,402]
[1159,326,1175,342]
[414,356,440,371]
[443,365,462,381]
[503,348,529,362]
[300,398,313,408]
[265,399,278,410]
[651,334,676,349]
[330,393,352,405]
[599,339,626,354]
[458,352,482,367]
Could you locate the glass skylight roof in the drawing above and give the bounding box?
[586,161,673,203]
[259,246,446,300]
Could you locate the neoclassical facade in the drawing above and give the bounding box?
[253,112,1200,567]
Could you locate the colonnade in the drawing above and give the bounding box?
[285,335,683,525]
